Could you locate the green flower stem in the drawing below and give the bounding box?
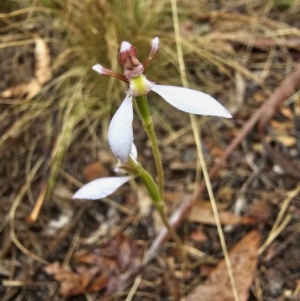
[134,94,164,197]
[128,157,186,262]
[128,157,161,206]
[131,93,189,264]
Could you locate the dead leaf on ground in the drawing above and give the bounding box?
[1,37,51,99]
[34,37,52,84]
[186,230,261,301]
[270,120,294,131]
[231,71,246,114]
[164,191,185,203]
[1,79,42,99]
[44,234,143,296]
[280,107,293,119]
[247,201,271,222]
[83,161,109,182]
[52,184,73,200]
[253,90,266,104]
[188,201,256,225]
[44,262,93,296]
[190,226,208,242]
[274,134,296,147]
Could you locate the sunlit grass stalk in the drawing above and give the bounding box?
[170,0,239,299]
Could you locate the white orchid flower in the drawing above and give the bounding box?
[93,37,232,164]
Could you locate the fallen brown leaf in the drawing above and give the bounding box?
[247,201,271,222]
[280,107,293,119]
[45,234,143,296]
[34,37,52,84]
[52,184,73,200]
[275,134,296,147]
[83,161,109,182]
[186,230,261,301]
[270,120,294,131]
[1,37,51,99]
[232,71,246,114]
[190,227,208,242]
[44,262,92,296]
[188,202,256,226]
[1,79,42,99]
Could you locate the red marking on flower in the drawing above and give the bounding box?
[119,41,138,65]
[118,41,144,79]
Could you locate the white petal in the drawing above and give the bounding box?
[120,41,132,52]
[130,143,138,160]
[151,85,232,118]
[72,176,132,200]
[92,64,104,74]
[108,95,134,162]
[151,37,159,51]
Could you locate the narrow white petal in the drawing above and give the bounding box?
[151,85,232,118]
[151,37,159,51]
[120,41,132,52]
[130,143,138,160]
[72,176,132,200]
[92,64,104,74]
[108,95,134,162]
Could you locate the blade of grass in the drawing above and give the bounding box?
[170,0,239,300]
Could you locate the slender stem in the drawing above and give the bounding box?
[128,157,161,205]
[131,95,188,263]
[134,95,164,197]
[128,157,186,262]
[155,205,186,261]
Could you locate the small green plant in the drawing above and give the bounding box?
[73,37,231,262]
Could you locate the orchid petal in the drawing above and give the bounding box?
[151,85,232,118]
[130,142,138,160]
[92,64,104,74]
[114,143,138,173]
[72,176,133,200]
[151,37,159,51]
[108,94,134,162]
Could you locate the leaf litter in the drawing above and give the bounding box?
[186,231,261,301]
[1,37,52,99]
[44,234,143,296]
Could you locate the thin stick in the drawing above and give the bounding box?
[26,181,47,223]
